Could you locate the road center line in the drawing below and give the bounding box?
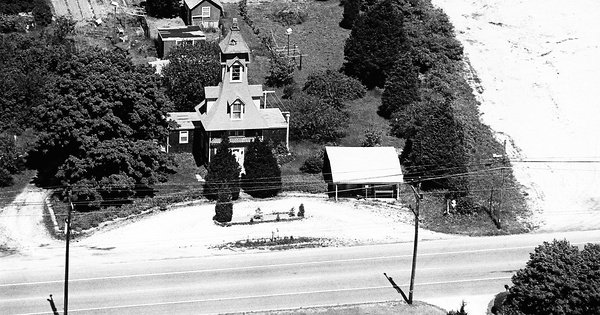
[0,243,555,287]
[15,276,512,315]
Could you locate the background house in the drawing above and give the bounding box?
[166,19,290,167]
[323,147,404,200]
[157,25,206,58]
[184,0,223,28]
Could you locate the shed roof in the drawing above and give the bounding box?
[158,26,206,40]
[325,147,403,184]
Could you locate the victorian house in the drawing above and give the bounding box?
[166,19,290,167]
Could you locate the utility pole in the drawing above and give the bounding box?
[64,192,73,315]
[407,180,422,305]
[497,140,507,228]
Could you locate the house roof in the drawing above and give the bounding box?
[219,19,250,55]
[158,26,206,41]
[184,0,223,11]
[325,147,404,184]
[167,112,203,130]
[200,79,285,131]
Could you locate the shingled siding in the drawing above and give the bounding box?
[168,129,195,153]
[189,2,221,27]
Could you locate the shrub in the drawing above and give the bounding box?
[300,150,324,174]
[214,188,233,223]
[286,94,348,143]
[269,3,308,26]
[145,0,180,18]
[32,0,52,27]
[361,126,382,147]
[303,69,366,110]
[298,203,305,217]
[266,49,296,87]
[447,301,468,315]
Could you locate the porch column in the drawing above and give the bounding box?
[335,184,338,201]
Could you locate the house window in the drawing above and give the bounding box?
[229,130,245,137]
[231,102,243,119]
[179,131,189,144]
[201,6,210,17]
[231,64,242,82]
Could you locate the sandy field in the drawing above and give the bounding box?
[432,0,600,231]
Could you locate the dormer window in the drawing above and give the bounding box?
[230,100,244,120]
[231,64,242,82]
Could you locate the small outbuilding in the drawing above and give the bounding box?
[157,26,206,58]
[323,147,404,200]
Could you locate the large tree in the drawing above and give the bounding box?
[27,48,172,205]
[379,52,420,119]
[162,42,221,112]
[203,134,241,200]
[242,137,281,198]
[397,96,468,192]
[501,240,600,315]
[342,0,407,89]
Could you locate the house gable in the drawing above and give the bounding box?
[185,0,223,27]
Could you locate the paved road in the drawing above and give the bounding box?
[2,230,599,315]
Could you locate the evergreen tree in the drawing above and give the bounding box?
[214,186,233,223]
[399,98,468,192]
[380,52,421,119]
[242,137,282,198]
[339,0,360,29]
[203,134,241,200]
[342,0,407,89]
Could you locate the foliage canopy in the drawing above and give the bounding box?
[285,94,348,144]
[162,42,222,112]
[502,239,600,315]
[342,0,407,89]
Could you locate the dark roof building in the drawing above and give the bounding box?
[157,26,206,58]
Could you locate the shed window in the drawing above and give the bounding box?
[201,6,210,17]
[231,64,242,82]
[179,131,189,144]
